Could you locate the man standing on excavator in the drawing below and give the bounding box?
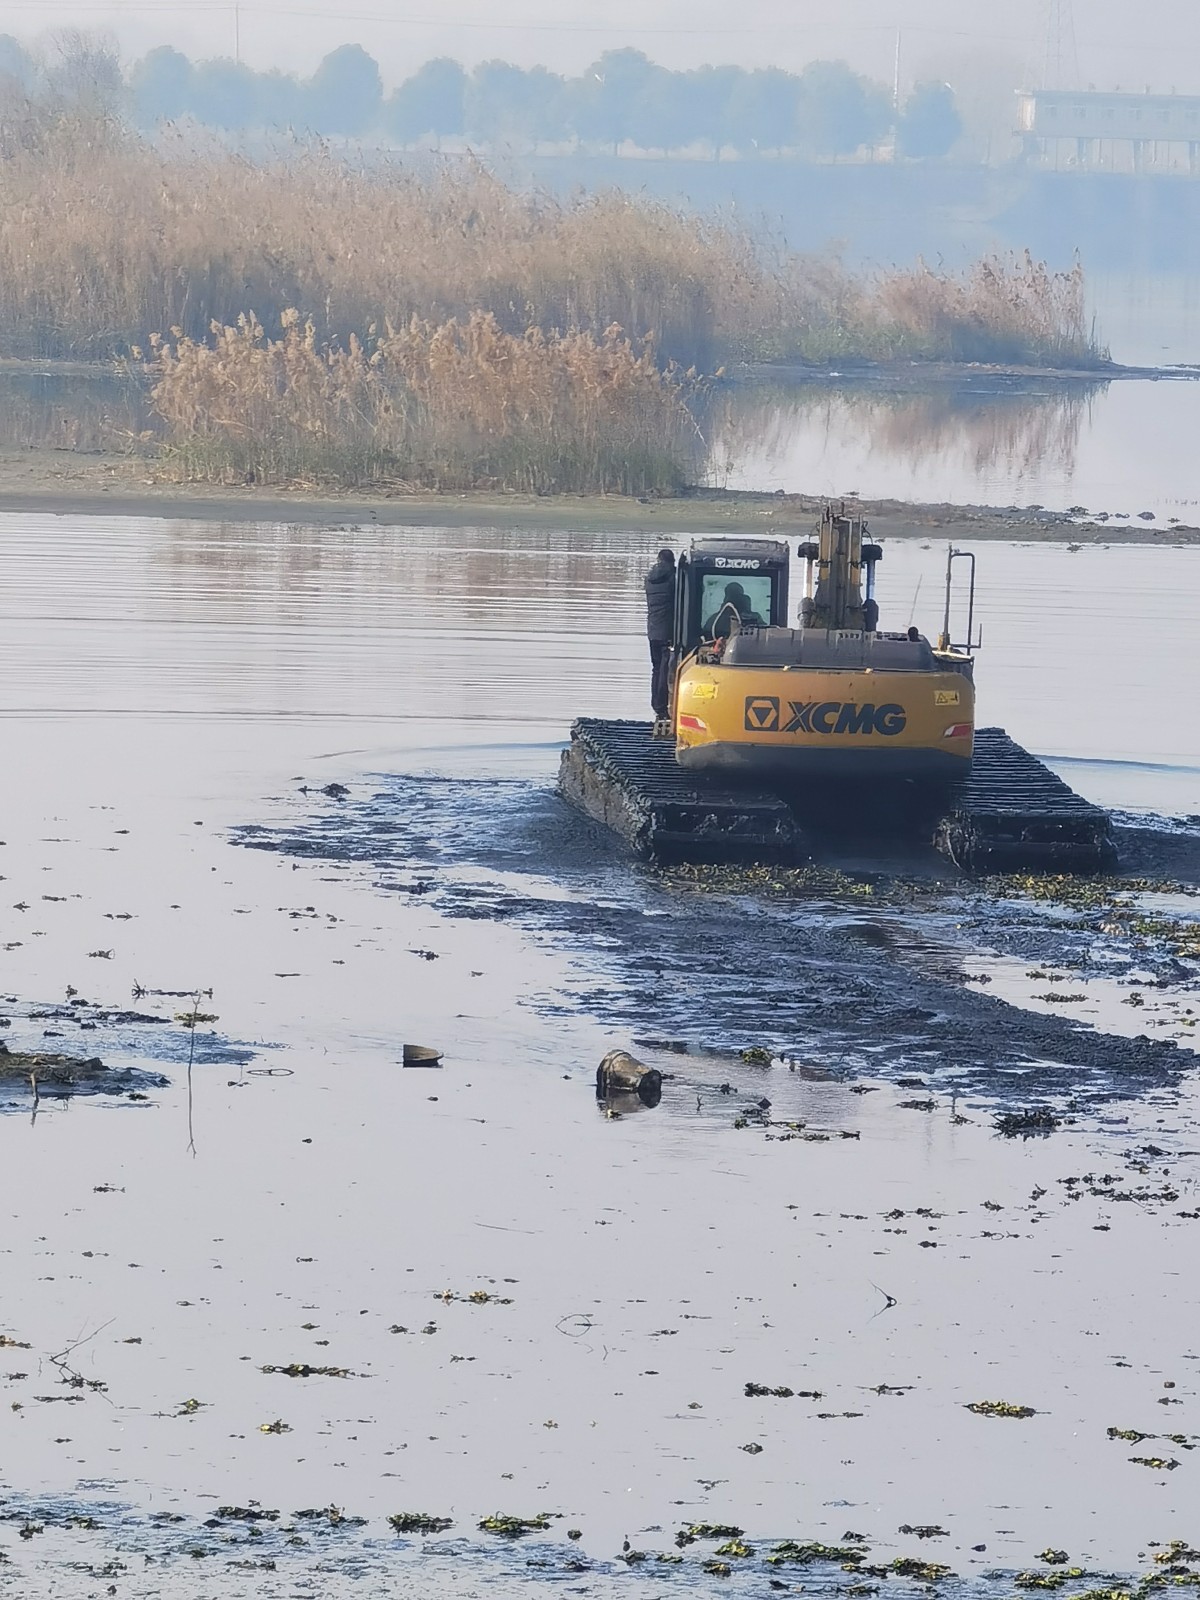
[644,547,675,721]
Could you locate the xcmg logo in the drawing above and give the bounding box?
[744,697,908,735]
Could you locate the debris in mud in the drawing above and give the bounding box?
[1129,1456,1179,1470]
[1015,1568,1088,1588]
[388,1512,453,1534]
[0,1042,168,1100]
[260,1363,351,1378]
[478,1513,552,1537]
[739,1441,764,1454]
[1040,1550,1071,1564]
[402,1043,443,1067]
[745,1382,795,1398]
[258,1419,291,1434]
[595,1048,662,1105]
[214,1505,280,1523]
[436,1289,513,1306]
[740,1046,773,1065]
[966,1400,1038,1418]
[994,1108,1062,1138]
[898,1526,949,1539]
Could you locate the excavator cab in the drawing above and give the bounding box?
[672,540,790,658]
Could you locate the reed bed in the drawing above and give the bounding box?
[0,115,1105,373]
[149,311,702,492]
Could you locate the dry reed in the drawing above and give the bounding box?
[149,310,702,492]
[0,114,1105,372]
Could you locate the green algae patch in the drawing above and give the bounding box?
[967,1399,1038,1418]
[1016,1568,1089,1588]
[388,1513,453,1534]
[478,1513,552,1537]
[768,1540,868,1566]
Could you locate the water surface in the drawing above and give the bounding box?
[0,511,1197,1596]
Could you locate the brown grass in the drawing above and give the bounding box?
[149,310,702,493]
[0,113,1105,372]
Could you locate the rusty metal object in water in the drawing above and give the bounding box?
[596,1048,663,1106]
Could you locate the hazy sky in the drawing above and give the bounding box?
[0,0,1196,94]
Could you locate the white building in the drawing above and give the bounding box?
[1016,88,1200,173]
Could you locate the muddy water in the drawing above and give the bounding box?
[1,511,1199,1596]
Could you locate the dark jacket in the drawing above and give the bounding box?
[644,559,675,642]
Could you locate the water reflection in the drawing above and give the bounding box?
[711,371,1108,503]
[0,366,150,452]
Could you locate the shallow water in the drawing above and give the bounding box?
[0,511,1198,1596]
[714,372,1200,520]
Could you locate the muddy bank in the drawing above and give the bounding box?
[0,447,1196,544]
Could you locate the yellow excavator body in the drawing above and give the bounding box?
[674,656,974,782]
[663,510,977,792]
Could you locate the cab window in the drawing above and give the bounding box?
[700,573,773,637]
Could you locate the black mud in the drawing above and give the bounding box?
[233,776,1199,1113]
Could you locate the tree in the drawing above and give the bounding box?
[45,30,125,122]
[190,58,260,131]
[130,46,194,127]
[385,56,466,144]
[795,60,892,158]
[465,60,565,147]
[256,69,302,131]
[570,47,658,152]
[0,34,36,93]
[304,43,382,136]
[897,80,962,159]
[726,68,803,154]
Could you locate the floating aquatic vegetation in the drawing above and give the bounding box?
[703,1560,732,1577]
[715,1540,755,1558]
[388,1513,453,1534]
[677,1524,744,1546]
[1016,1568,1088,1588]
[1041,1551,1072,1564]
[744,1382,793,1397]
[884,1557,954,1580]
[899,1526,948,1539]
[478,1513,552,1537]
[966,1400,1038,1418]
[259,1419,291,1434]
[767,1541,866,1565]
[740,1046,772,1065]
[292,1506,365,1527]
[1130,1457,1179,1471]
[1154,1545,1200,1566]
[215,1506,279,1522]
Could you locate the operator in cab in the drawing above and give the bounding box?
[705,581,765,639]
[644,547,675,719]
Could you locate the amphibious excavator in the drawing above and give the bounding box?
[558,507,1116,873]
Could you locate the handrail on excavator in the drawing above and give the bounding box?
[939,545,980,653]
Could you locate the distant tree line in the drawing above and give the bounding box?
[0,33,964,160]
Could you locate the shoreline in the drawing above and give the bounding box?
[1,448,1198,543]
